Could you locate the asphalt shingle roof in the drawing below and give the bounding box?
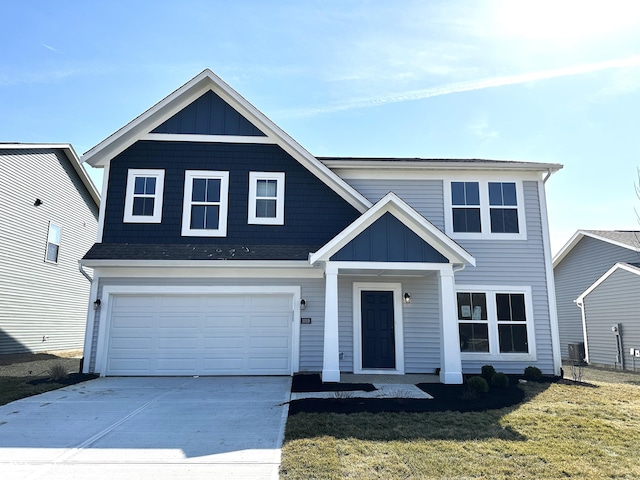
[583,230,640,249]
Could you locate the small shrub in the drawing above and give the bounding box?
[481,365,496,381]
[570,363,584,383]
[524,366,542,381]
[47,362,68,382]
[467,376,489,394]
[491,372,509,388]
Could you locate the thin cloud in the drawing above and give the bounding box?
[42,43,62,54]
[280,55,640,118]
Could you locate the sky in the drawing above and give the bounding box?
[2,0,640,254]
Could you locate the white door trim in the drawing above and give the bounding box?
[352,282,405,375]
[94,285,301,376]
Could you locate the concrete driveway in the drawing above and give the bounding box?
[0,376,291,479]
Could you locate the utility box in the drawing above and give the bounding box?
[568,342,585,362]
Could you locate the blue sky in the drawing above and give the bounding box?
[3,0,640,253]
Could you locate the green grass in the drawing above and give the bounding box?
[281,377,640,479]
[0,376,73,406]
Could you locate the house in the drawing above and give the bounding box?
[79,69,562,383]
[0,144,100,354]
[575,262,640,370]
[553,230,640,360]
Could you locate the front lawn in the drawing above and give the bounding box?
[281,375,640,479]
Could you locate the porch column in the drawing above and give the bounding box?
[439,266,463,384]
[322,263,340,382]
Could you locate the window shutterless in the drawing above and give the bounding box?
[181,170,229,237]
[123,169,165,223]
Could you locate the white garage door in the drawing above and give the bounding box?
[105,293,293,376]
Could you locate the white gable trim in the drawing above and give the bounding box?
[576,262,640,303]
[309,192,475,266]
[553,230,640,268]
[81,69,371,213]
[141,133,278,144]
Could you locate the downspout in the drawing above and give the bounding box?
[575,298,589,364]
[79,262,93,283]
[79,261,97,374]
[543,168,554,184]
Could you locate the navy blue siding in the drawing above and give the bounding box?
[331,212,448,262]
[102,141,360,246]
[151,91,266,136]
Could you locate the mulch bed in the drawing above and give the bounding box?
[28,373,98,386]
[292,373,376,392]
[288,374,528,415]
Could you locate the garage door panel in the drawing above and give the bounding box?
[106,293,293,376]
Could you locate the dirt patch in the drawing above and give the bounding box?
[0,350,83,378]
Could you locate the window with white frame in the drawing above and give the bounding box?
[456,286,535,359]
[45,222,61,263]
[123,169,165,223]
[445,180,525,239]
[248,172,285,225]
[181,170,229,237]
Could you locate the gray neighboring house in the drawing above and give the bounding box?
[553,230,640,360]
[575,262,640,370]
[0,143,100,355]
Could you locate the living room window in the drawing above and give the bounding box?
[248,172,285,225]
[456,286,535,360]
[181,170,229,237]
[123,169,165,223]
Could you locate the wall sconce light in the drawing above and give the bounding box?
[93,299,101,310]
[34,199,43,207]
[300,299,306,310]
[403,293,411,304]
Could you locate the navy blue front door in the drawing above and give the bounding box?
[361,291,395,369]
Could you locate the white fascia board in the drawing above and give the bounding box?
[576,262,640,303]
[553,230,640,268]
[321,159,563,173]
[309,192,475,266]
[81,69,371,213]
[2,143,100,206]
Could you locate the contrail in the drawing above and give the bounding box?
[280,55,640,118]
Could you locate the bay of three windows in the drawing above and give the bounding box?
[123,169,284,236]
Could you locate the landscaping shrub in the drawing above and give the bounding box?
[481,365,496,381]
[524,366,542,381]
[467,376,489,394]
[47,362,68,382]
[491,372,509,388]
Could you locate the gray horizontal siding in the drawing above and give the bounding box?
[343,179,445,229]
[90,276,325,372]
[0,149,98,354]
[583,268,640,369]
[455,181,554,374]
[554,236,640,358]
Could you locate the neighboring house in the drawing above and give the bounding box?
[0,144,100,354]
[575,262,640,370]
[79,69,562,383]
[553,230,640,360]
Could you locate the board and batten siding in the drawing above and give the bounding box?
[89,276,325,372]
[0,149,98,354]
[582,268,640,369]
[554,236,640,359]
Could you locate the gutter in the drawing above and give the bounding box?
[79,262,93,282]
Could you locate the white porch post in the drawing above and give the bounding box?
[322,262,341,382]
[439,266,463,384]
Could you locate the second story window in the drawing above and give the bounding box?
[489,182,519,233]
[248,172,285,225]
[45,222,61,263]
[451,181,481,233]
[181,170,229,237]
[123,169,165,223]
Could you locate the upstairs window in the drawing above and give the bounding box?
[489,182,519,233]
[182,170,229,237]
[248,172,285,225]
[45,222,61,263]
[451,181,481,233]
[445,180,526,240]
[124,169,165,223]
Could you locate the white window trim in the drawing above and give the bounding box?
[123,169,165,223]
[248,171,285,225]
[352,282,405,375]
[444,179,527,240]
[181,170,229,237]
[456,285,536,362]
[44,222,61,264]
